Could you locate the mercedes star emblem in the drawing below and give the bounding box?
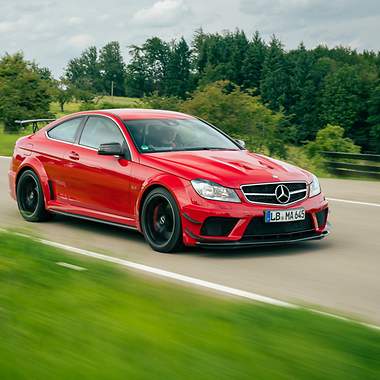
[275,184,290,204]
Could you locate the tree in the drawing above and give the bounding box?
[126,37,192,98]
[180,81,288,157]
[320,64,374,148]
[260,36,289,111]
[241,31,266,92]
[192,31,225,84]
[367,84,380,153]
[126,37,170,97]
[125,46,150,97]
[369,125,380,153]
[0,53,53,132]
[30,63,54,82]
[65,46,101,93]
[224,30,249,86]
[98,41,126,96]
[192,28,208,74]
[144,93,182,111]
[305,124,360,158]
[52,78,74,112]
[286,43,319,143]
[320,65,362,131]
[164,38,192,98]
[143,37,171,95]
[192,29,250,88]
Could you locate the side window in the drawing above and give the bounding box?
[79,116,125,149]
[47,118,82,143]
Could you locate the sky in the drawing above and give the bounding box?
[1,0,379,77]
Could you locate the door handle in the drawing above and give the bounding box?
[68,151,80,160]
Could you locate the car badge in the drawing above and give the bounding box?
[275,184,291,204]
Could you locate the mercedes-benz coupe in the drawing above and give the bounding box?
[9,109,329,252]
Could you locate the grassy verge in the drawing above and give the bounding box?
[1,231,379,379]
[0,124,32,156]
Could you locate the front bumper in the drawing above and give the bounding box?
[181,186,329,248]
[195,230,329,249]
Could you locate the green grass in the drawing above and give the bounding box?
[50,101,82,117]
[99,95,143,106]
[0,123,32,156]
[0,231,379,379]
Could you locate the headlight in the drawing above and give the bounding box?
[191,179,241,203]
[309,174,321,197]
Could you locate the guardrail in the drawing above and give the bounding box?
[320,151,380,179]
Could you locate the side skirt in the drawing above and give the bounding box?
[50,210,139,232]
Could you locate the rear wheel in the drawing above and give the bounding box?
[141,188,183,253]
[16,170,51,222]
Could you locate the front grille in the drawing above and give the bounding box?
[241,182,308,205]
[200,217,238,237]
[243,214,314,237]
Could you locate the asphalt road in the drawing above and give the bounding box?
[1,156,379,324]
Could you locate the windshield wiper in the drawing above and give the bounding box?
[178,147,238,151]
[143,147,239,153]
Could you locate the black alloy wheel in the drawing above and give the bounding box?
[141,188,183,253]
[16,170,51,222]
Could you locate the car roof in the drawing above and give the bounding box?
[78,108,194,120]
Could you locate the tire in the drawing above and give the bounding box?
[16,170,51,222]
[141,187,183,253]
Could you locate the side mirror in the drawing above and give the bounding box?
[98,142,124,156]
[235,139,246,149]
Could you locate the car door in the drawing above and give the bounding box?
[63,115,134,221]
[41,116,85,205]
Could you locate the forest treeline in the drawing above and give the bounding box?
[1,29,379,153]
[63,30,380,153]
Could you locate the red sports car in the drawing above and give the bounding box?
[8,109,329,252]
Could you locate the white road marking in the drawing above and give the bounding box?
[0,227,379,331]
[41,238,293,307]
[327,197,380,208]
[0,156,11,159]
[56,262,87,271]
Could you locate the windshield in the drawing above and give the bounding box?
[123,118,240,153]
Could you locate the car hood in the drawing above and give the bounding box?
[140,150,312,188]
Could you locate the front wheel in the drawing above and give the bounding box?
[141,188,183,253]
[16,170,51,222]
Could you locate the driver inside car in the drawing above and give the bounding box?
[159,126,178,147]
[146,124,180,149]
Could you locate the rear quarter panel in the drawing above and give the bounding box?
[9,134,51,205]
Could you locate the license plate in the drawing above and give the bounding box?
[264,208,305,223]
